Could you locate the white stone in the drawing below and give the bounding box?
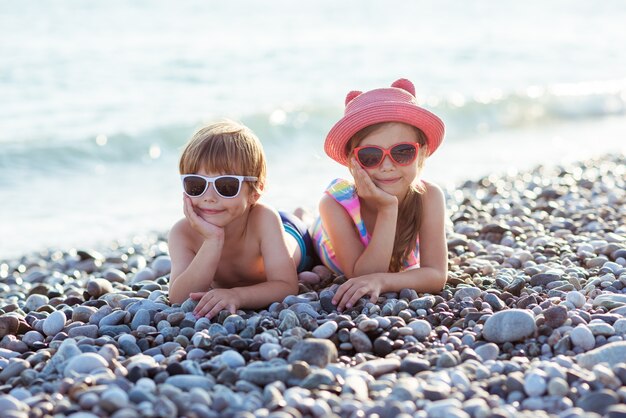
[64,353,109,377]
[42,310,67,336]
[570,324,595,351]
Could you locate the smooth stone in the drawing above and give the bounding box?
[24,294,49,312]
[614,318,626,334]
[577,341,626,369]
[22,330,44,346]
[454,287,482,301]
[566,291,586,308]
[349,329,373,353]
[72,306,97,323]
[298,271,321,285]
[576,389,619,415]
[0,359,30,382]
[42,310,67,336]
[260,343,282,360]
[86,278,114,298]
[408,319,432,341]
[0,395,27,413]
[288,339,337,367]
[475,343,499,362]
[218,350,246,369]
[151,256,171,278]
[68,325,99,339]
[64,353,109,377]
[240,365,292,386]
[588,322,615,336]
[100,387,129,412]
[300,369,335,389]
[593,293,626,309]
[312,321,338,339]
[355,358,400,377]
[570,324,596,350]
[524,371,547,397]
[319,290,335,313]
[99,310,127,327]
[544,305,568,328]
[0,317,20,338]
[165,375,215,391]
[131,309,151,330]
[482,309,537,343]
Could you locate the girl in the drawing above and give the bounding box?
[313,78,448,311]
[168,120,314,318]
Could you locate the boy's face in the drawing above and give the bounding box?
[188,169,259,227]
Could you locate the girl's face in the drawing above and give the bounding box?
[354,122,420,198]
[188,168,258,227]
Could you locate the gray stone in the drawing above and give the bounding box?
[68,325,99,339]
[151,256,171,278]
[349,329,373,353]
[288,339,337,367]
[99,310,127,327]
[215,350,244,369]
[64,353,109,377]
[475,343,499,362]
[312,321,338,339]
[408,319,432,341]
[483,309,536,343]
[577,341,626,369]
[454,287,482,301]
[23,294,49,312]
[165,375,215,391]
[356,358,400,376]
[240,365,292,386]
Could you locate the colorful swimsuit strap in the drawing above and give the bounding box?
[324,178,370,247]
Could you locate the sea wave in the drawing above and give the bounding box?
[2,79,625,174]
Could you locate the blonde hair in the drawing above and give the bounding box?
[346,122,428,272]
[179,120,266,198]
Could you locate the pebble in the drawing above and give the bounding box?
[0,156,624,417]
[570,324,596,351]
[42,310,67,336]
[288,338,338,367]
[482,309,537,343]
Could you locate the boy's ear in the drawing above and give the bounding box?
[248,182,264,204]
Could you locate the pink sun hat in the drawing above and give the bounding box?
[324,78,445,166]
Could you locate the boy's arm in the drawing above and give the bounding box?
[237,206,298,308]
[168,219,223,304]
[333,183,448,310]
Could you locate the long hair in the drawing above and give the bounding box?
[179,120,266,198]
[346,122,428,272]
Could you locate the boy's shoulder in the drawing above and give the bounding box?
[248,202,282,225]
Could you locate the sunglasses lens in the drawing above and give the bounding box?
[356,147,384,167]
[183,176,208,196]
[391,143,417,165]
[214,176,241,197]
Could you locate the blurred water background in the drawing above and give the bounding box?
[1,0,626,258]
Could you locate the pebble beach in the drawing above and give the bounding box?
[1,155,626,418]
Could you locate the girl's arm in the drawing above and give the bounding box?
[168,197,225,304]
[333,182,448,310]
[191,206,299,318]
[320,162,399,277]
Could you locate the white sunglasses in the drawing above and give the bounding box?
[180,175,258,199]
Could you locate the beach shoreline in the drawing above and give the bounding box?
[1,154,625,417]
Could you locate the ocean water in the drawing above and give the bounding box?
[1,0,626,258]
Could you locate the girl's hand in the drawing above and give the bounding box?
[190,289,240,319]
[332,274,383,312]
[351,158,398,209]
[183,195,225,241]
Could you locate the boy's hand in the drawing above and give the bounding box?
[183,195,225,241]
[350,158,398,209]
[190,289,240,319]
[332,274,383,312]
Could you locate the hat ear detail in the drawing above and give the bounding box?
[345,90,362,106]
[391,78,415,97]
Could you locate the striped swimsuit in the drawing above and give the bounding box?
[312,178,419,275]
